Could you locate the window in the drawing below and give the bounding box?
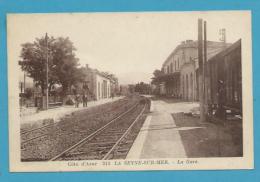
[190,73,193,99]
[182,75,185,98]
[186,74,189,99]
[103,80,107,98]
[98,82,100,99]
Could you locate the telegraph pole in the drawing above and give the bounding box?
[204,21,208,119]
[45,33,49,110]
[198,19,205,122]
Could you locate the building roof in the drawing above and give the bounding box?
[84,65,118,83]
[194,39,241,72]
[152,72,180,84]
[162,40,231,67]
[208,39,241,63]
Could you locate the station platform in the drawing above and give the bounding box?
[21,96,124,125]
[127,99,199,159]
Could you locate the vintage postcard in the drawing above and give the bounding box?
[7,11,253,172]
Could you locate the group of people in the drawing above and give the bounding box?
[74,94,88,108]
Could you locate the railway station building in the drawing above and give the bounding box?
[154,40,230,101]
[81,64,119,101]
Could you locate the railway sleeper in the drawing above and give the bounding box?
[81,141,116,146]
[103,132,125,135]
[73,145,113,153]
[21,134,49,144]
[111,154,127,159]
[99,133,125,137]
[114,148,129,153]
[64,151,92,157]
[94,136,120,141]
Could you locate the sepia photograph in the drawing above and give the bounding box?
[7,11,253,171]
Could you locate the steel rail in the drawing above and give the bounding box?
[21,123,56,135]
[49,102,139,161]
[21,134,49,144]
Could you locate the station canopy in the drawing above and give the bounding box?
[152,72,180,84]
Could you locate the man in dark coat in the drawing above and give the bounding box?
[83,94,88,107]
[216,80,226,119]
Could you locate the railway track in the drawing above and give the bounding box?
[21,123,55,135]
[50,101,147,161]
[21,96,149,161]
[20,98,135,146]
[21,125,57,150]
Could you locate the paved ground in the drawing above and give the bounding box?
[21,96,124,125]
[172,112,243,157]
[127,99,199,159]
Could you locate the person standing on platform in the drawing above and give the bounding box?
[83,93,88,107]
[85,94,88,107]
[216,80,226,120]
[82,94,86,107]
[111,93,114,100]
[75,94,80,108]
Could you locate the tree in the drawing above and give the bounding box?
[51,37,86,95]
[19,35,86,96]
[19,36,56,94]
[135,82,151,94]
[151,69,163,84]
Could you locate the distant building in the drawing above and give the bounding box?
[155,40,230,101]
[81,64,119,100]
[119,85,130,95]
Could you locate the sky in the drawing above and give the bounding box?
[7,11,251,85]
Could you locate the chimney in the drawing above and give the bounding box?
[85,64,89,69]
[219,28,226,43]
